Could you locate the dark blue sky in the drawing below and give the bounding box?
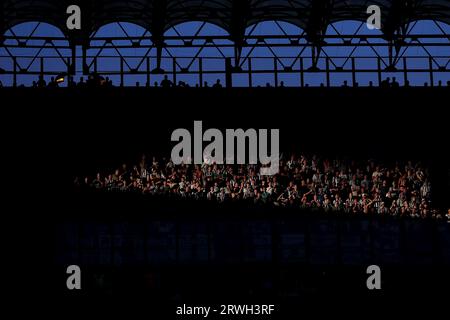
[1,20,449,87]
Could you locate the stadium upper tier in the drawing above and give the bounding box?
[1,0,449,42]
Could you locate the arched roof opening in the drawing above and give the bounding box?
[1,21,69,86]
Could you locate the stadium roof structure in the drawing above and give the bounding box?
[0,1,449,86]
[2,0,450,41]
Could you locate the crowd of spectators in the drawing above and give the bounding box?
[75,154,448,219]
[2,74,450,88]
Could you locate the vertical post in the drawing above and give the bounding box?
[377,57,382,86]
[300,57,304,88]
[70,44,76,76]
[225,57,232,88]
[82,44,88,75]
[199,57,203,88]
[13,57,17,87]
[40,57,44,76]
[428,56,434,87]
[403,57,408,85]
[274,57,278,87]
[120,57,124,86]
[325,57,330,87]
[146,57,151,86]
[67,57,71,80]
[94,57,97,74]
[172,57,177,85]
[248,58,252,88]
[388,41,393,68]
[351,57,356,86]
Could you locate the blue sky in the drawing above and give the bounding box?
[1,20,449,87]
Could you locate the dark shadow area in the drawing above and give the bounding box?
[4,86,450,317]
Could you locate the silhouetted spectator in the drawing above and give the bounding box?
[380,77,390,88]
[78,77,86,88]
[37,75,46,88]
[161,75,173,88]
[391,77,399,88]
[104,77,113,87]
[342,80,348,87]
[212,79,222,88]
[86,74,96,87]
[68,76,76,88]
[48,77,58,88]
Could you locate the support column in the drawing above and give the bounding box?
[403,57,408,85]
[82,44,89,75]
[225,57,233,88]
[40,57,44,76]
[172,57,177,85]
[146,57,151,86]
[325,57,330,87]
[120,57,124,86]
[300,58,304,88]
[199,57,203,87]
[248,58,252,88]
[274,58,278,87]
[351,57,356,86]
[70,43,76,76]
[377,57,382,86]
[428,57,434,87]
[13,57,17,87]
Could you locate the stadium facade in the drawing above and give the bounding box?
[1,1,449,86]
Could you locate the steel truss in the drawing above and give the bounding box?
[1,19,449,87]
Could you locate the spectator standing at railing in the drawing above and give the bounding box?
[37,75,46,88]
[161,75,173,88]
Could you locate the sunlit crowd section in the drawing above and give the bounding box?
[75,154,449,219]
